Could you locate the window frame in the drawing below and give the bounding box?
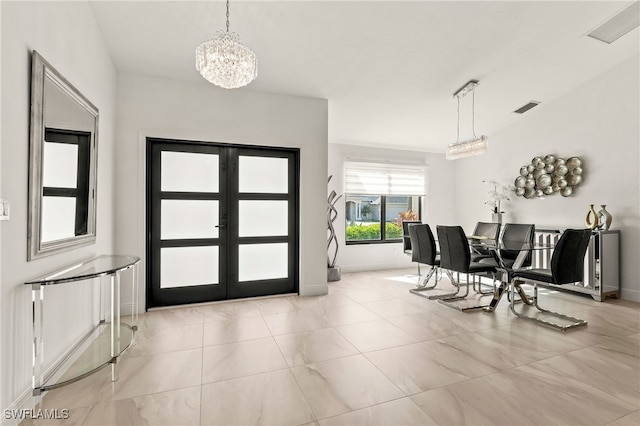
[42,128,92,237]
[345,194,423,245]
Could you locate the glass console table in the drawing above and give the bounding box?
[25,255,140,396]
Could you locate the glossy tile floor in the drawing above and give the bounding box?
[28,269,640,425]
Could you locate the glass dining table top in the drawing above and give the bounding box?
[468,239,554,251]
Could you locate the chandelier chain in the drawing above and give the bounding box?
[226,0,230,32]
[456,96,460,142]
[472,90,477,138]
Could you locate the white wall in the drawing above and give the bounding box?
[328,143,456,272]
[454,56,640,301]
[0,0,4,411]
[114,73,329,307]
[0,1,116,415]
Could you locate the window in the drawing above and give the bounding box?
[344,162,426,244]
[41,128,91,242]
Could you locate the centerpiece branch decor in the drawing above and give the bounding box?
[484,180,512,223]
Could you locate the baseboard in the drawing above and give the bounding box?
[1,387,35,426]
[299,283,328,296]
[340,262,414,274]
[120,302,139,316]
[620,288,640,302]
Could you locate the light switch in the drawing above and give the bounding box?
[0,199,9,221]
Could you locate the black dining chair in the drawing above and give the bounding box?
[402,220,422,253]
[508,228,591,331]
[407,224,441,297]
[435,225,497,311]
[402,220,422,275]
[470,222,501,262]
[479,223,535,269]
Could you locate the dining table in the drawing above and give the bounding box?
[467,238,555,312]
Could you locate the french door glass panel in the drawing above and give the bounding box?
[159,150,220,289]
[238,200,288,237]
[41,197,76,242]
[238,243,288,282]
[43,142,78,188]
[161,246,219,288]
[161,152,219,192]
[238,156,288,193]
[161,200,219,239]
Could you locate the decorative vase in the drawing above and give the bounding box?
[491,212,503,224]
[585,204,599,230]
[597,205,612,230]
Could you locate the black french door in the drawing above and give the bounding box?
[146,138,299,308]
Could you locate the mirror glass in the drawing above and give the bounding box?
[28,51,99,260]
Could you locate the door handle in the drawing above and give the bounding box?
[215,224,226,229]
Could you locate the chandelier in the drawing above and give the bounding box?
[195,0,258,89]
[446,80,488,160]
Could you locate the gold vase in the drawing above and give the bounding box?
[585,204,599,230]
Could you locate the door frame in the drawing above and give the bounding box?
[145,137,300,309]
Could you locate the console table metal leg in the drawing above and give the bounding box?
[110,272,121,381]
[132,264,139,336]
[32,283,44,397]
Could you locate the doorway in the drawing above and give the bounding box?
[146,138,299,308]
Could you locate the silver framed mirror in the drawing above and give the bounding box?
[28,51,99,260]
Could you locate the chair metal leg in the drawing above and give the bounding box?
[423,270,464,300]
[413,266,438,289]
[438,273,492,311]
[506,280,536,305]
[438,272,469,301]
[473,275,494,295]
[409,266,441,298]
[509,281,587,331]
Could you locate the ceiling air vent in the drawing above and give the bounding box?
[587,2,639,44]
[513,101,540,114]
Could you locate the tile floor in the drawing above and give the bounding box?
[27,269,640,425]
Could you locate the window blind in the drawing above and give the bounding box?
[344,162,426,196]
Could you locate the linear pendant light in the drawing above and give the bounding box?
[446,80,488,160]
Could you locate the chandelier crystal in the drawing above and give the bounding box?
[446,136,488,160]
[195,0,257,89]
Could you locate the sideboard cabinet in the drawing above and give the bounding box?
[534,229,619,301]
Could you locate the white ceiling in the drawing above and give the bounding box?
[89,0,639,152]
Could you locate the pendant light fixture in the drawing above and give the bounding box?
[195,0,258,89]
[446,80,488,160]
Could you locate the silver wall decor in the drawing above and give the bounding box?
[514,155,583,198]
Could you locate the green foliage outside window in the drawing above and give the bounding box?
[386,222,403,238]
[346,222,403,240]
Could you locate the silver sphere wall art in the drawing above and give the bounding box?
[514,155,583,199]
